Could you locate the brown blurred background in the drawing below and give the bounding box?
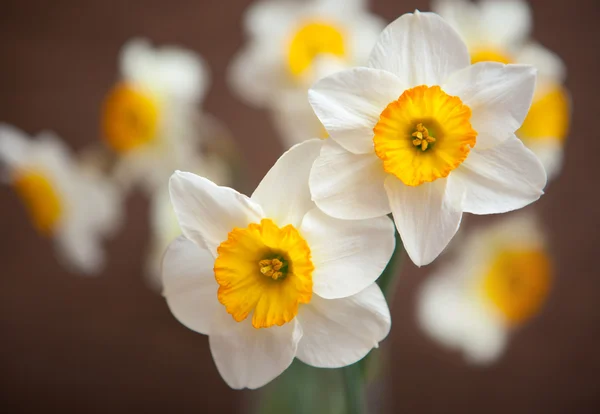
[1,0,599,412]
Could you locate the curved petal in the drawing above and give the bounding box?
[451,135,547,215]
[209,315,302,389]
[526,140,563,181]
[162,236,221,335]
[516,42,566,84]
[308,67,406,154]
[309,140,390,220]
[0,123,29,169]
[300,208,395,299]
[169,171,264,257]
[368,11,470,87]
[385,176,463,267]
[479,0,531,47]
[252,139,321,228]
[443,62,536,149]
[296,284,391,368]
[244,0,299,37]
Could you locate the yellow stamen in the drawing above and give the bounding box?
[215,219,314,328]
[13,170,62,236]
[102,83,159,153]
[287,21,345,78]
[373,85,477,186]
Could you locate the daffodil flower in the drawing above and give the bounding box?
[433,0,571,179]
[0,124,121,274]
[162,140,394,389]
[228,0,384,146]
[308,11,547,266]
[417,213,552,364]
[102,38,210,193]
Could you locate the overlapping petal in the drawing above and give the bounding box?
[252,139,321,228]
[368,11,470,87]
[162,236,220,335]
[296,284,390,368]
[451,136,547,215]
[209,314,302,389]
[169,171,264,257]
[443,62,536,149]
[308,67,406,154]
[385,176,463,267]
[309,140,389,220]
[300,208,395,299]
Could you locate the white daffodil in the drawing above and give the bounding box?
[417,213,552,364]
[308,11,547,267]
[228,0,384,146]
[432,0,570,179]
[162,139,394,389]
[102,38,211,193]
[0,124,121,274]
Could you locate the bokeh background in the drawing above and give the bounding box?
[1,0,599,412]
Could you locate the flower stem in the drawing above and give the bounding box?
[377,230,404,301]
[342,362,365,414]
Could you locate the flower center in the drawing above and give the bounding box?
[214,218,314,329]
[470,47,513,64]
[102,83,159,153]
[482,248,552,326]
[373,85,477,186]
[517,85,570,144]
[287,21,345,78]
[13,169,62,236]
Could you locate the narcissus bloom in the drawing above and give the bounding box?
[163,140,394,389]
[433,0,570,178]
[102,38,210,193]
[0,124,121,274]
[417,213,552,364]
[228,0,384,146]
[308,11,547,266]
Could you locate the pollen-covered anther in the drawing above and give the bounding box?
[259,258,285,280]
[412,123,436,151]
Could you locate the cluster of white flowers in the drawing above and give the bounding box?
[1,0,569,393]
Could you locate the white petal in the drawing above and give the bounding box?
[0,123,29,169]
[55,225,105,275]
[300,208,395,299]
[308,67,406,154]
[452,136,547,215]
[346,13,386,63]
[385,177,463,267]
[244,0,299,37]
[169,171,264,257]
[252,140,321,228]
[296,284,391,368]
[516,42,566,84]
[121,38,209,102]
[368,11,470,87]
[209,315,302,389]
[479,0,532,47]
[162,236,220,335]
[526,140,563,181]
[443,62,536,149]
[309,139,390,220]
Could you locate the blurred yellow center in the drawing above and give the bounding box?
[482,249,552,326]
[13,170,62,236]
[287,21,345,77]
[373,85,477,186]
[214,218,314,329]
[102,83,159,153]
[470,47,513,64]
[517,85,570,143]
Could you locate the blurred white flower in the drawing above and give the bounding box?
[228,0,384,146]
[432,0,570,179]
[0,124,121,275]
[163,140,394,389]
[308,11,546,267]
[102,38,211,193]
[417,213,552,364]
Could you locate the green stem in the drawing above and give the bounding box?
[342,362,365,414]
[377,230,404,302]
